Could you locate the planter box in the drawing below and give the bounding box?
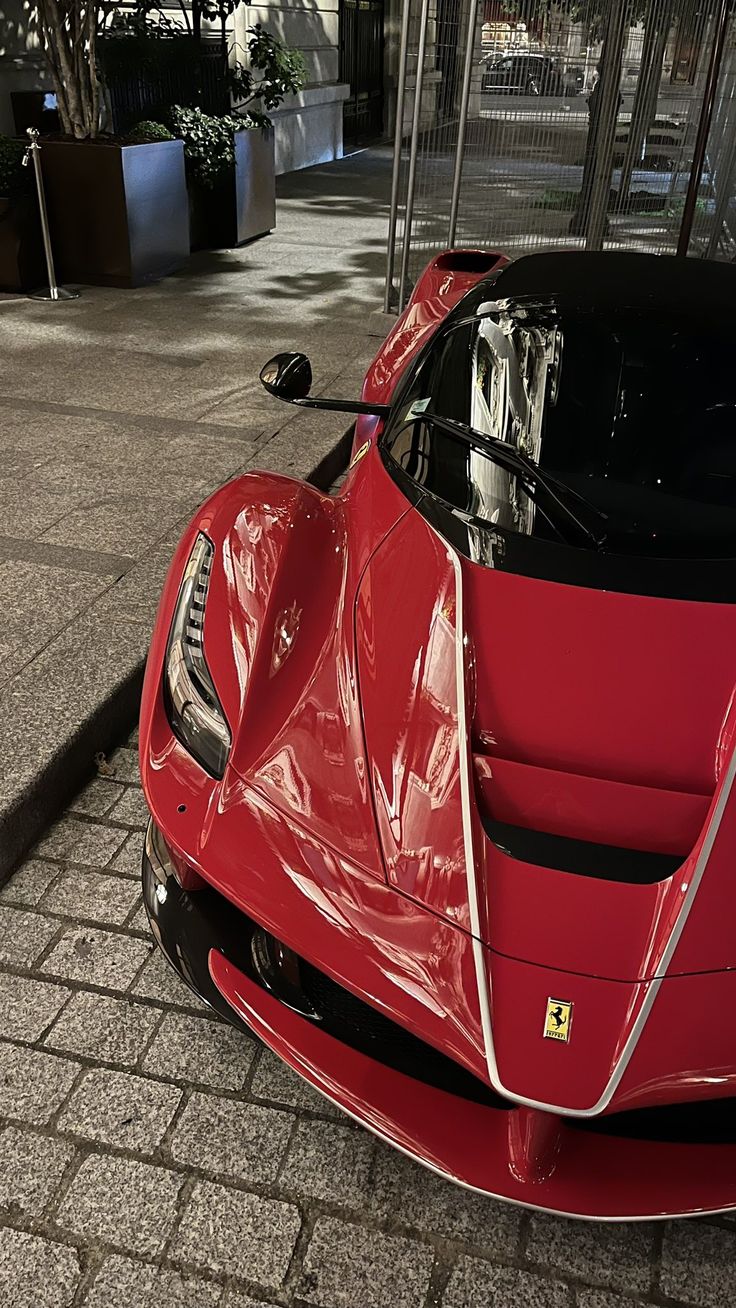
[39,138,190,288]
[189,127,275,251]
[0,195,45,292]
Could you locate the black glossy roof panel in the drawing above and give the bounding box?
[491,250,736,315]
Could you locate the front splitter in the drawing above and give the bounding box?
[143,820,736,1220]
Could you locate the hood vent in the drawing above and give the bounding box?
[484,816,684,886]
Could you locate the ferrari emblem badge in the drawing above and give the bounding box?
[543,998,573,1042]
[271,601,302,674]
[348,440,370,469]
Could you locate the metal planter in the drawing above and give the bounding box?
[39,138,190,288]
[188,127,275,250]
[0,195,45,292]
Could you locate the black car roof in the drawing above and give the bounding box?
[490,250,736,317]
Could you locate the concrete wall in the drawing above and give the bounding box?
[268,82,349,174]
[383,0,442,139]
[235,0,349,173]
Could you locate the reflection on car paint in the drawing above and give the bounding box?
[139,249,736,1218]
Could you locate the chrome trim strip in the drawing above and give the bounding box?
[145,819,176,885]
[443,535,736,1118]
[229,951,736,1222]
[295,1063,736,1223]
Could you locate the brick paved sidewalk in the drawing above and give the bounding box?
[1,734,735,1308]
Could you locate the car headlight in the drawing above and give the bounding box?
[163,533,231,778]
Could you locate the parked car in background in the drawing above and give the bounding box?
[620,60,674,96]
[562,62,585,96]
[481,51,584,97]
[612,115,687,173]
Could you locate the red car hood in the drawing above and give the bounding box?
[357,500,736,987]
[356,496,736,1110]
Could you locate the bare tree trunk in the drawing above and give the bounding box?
[35,0,101,139]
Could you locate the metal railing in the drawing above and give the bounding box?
[99,37,229,132]
[386,0,736,311]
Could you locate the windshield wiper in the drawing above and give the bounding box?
[421,411,609,550]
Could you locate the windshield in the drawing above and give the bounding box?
[383,293,736,562]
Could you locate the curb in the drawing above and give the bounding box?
[0,669,146,884]
[0,432,353,886]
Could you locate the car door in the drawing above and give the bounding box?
[490,57,515,93]
[510,56,529,94]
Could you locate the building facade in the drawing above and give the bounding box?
[0,0,366,175]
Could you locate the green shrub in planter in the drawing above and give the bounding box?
[125,121,176,145]
[134,107,273,248]
[162,106,246,189]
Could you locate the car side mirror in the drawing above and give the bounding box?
[259,352,313,402]
[259,352,391,419]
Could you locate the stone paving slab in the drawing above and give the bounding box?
[0,149,392,881]
[0,742,734,1307]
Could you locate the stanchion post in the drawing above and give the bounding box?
[22,128,79,302]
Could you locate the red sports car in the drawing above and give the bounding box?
[140,249,736,1220]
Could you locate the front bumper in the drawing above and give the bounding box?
[143,820,736,1220]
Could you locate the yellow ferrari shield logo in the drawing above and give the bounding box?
[348,440,370,469]
[544,998,573,1042]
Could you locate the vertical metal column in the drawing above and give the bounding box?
[22,129,79,303]
[616,0,675,211]
[384,0,413,311]
[584,2,628,250]
[677,0,731,257]
[706,90,736,258]
[447,0,479,247]
[396,0,431,313]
